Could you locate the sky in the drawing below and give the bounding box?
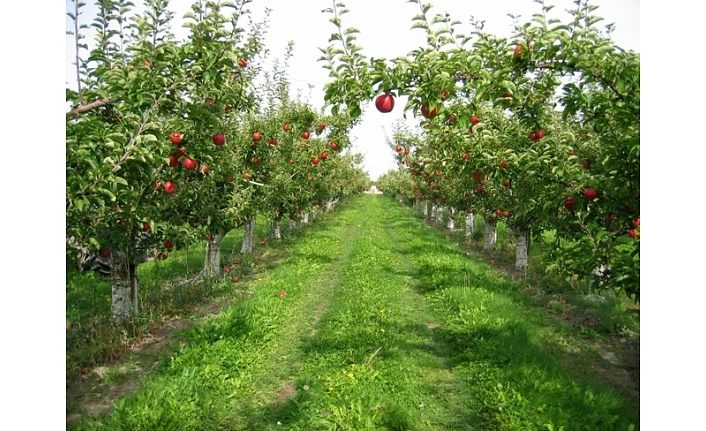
[66,0,639,181]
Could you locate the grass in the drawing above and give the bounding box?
[70,196,638,430]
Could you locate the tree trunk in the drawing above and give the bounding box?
[129,263,138,315]
[447,208,456,230]
[272,219,282,241]
[483,219,497,251]
[110,253,134,320]
[465,212,475,237]
[325,200,334,212]
[240,220,255,254]
[202,232,225,278]
[301,212,309,224]
[515,230,529,270]
[288,219,297,231]
[435,205,443,223]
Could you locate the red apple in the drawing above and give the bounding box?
[627,229,639,238]
[164,239,174,250]
[375,93,395,113]
[252,131,262,142]
[499,160,508,169]
[243,172,252,181]
[175,147,187,157]
[396,145,403,154]
[318,122,326,131]
[472,170,483,183]
[212,132,225,145]
[471,115,480,125]
[435,170,442,177]
[170,133,182,145]
[330,141,339,151]
[462,151,470,160]
[502,180,511,189]
[529,131,537,141]
[320,151,328,160]
[582,158,590,170]
[238,58,248,68]
[225,175,234,183]
[537,129,545,139]
[283,123,291,132]
[440,89,449,100]
[564,196,575,210]
[268,137,278,146]
[164,181,176,194]
[142,222,151,232]
[168,155,179,167]
[205,97,215,106]
[251,156,261,164]
[513,44,522,56]
[182,157,196,170]
[633,217,640,228]
[311,156,320,166]
[421,103,438,119]
[302,131,310,140]
[582,188,599,201]
[200,164,210,174]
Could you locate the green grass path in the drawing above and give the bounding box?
[76,195,637,430]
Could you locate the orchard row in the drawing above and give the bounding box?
[66,0,369,319]
[320,0,639,298]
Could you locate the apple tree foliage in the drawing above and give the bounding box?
[320,0,639,299]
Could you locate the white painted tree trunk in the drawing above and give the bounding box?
[515,231,529,270]
[423,201,430,218]
[435,205,443,223]
[301,212,309,224]
[325,200,334,212]
[465,212,475,237]
[288,219,297,231]
[240,220,255,254]
[272,219,281,241]
[483,219,497,250]
[110,254,136,320]
[447,208,456,230]
[202,232,225,278]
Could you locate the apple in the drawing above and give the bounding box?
[513,44,522,56]
[529,131,537,141]
[318,122,326,131]
[582,158,590,170]
[251,156,261,164]
[225,175,234,183]
[633,217,640,228]
[205,97,215,106]
[499,160,508,169]
[170,133,182,145]
[143,221,151,232]
[564,196,575,210]
[435,170,442,177]
[200,164,210,174]
[439,89,449,100]
[243,172,252,181]
[164,239,174,250]
[582,188,599,201]
[311,156,320,166]
[212,132,225,145]
[164,181,176,194]
[283,123,291,132]
[168,155,179,167]
[502,179,511,189]
[182,157,196,170]
[472,170,483,183]
[375,93,395,113]
[238,58,248,68]
[330,141,339,151]
[175,147,187,157]
[537,129,545,139]
[302,131,310,140]
[268,137,278,146]
[320,151,329,160]
[396,145,403,154]
[252,131,262,142]
[471,115,480,125]
[462,151,470,160]
[475,186,484,194]
[421,103,438,119]
[627,229,639,238]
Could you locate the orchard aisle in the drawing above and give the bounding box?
[74,195,637,430]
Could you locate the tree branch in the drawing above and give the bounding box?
[67,98,113,116]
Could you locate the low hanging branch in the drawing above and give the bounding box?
[67,98,113,116]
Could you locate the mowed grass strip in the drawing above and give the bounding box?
[73,199,364,430]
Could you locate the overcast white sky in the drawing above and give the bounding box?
[66,0,639,180]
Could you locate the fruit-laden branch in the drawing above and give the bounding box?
[67,98,113,116]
